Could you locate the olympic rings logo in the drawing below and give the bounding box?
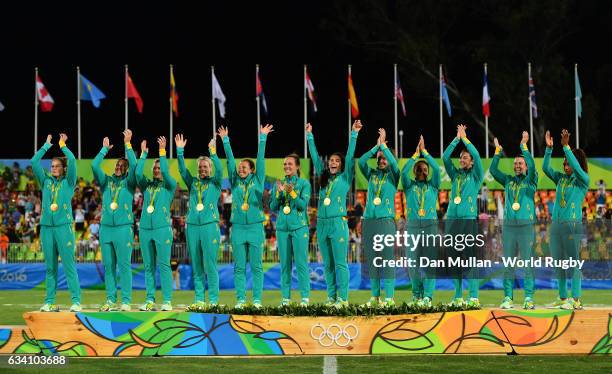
[310,323,359,347]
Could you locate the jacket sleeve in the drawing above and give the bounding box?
[31,143,51,185]
[61,144,77,188]
[292,179,311,212]
[380,143,400,184]
[563,145,589,188]
[126,142,138,191]
[210,146,223,187]
[401,152,418,191]
[92,146,109,188]
[463,137,484,183]
[256,133,267,184]
[423,149,440,190]
[159,153,177,193]
[343,130,359,184]
[135,150,149,190]
[521,143,538,187]
[176,147,193,189]
[222,136,237,187]
[442,137,460,181]
[358,144,378,181]
[543,147,562,185]
[306,132,324,176]
[489,147,509,186]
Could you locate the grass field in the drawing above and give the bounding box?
[2,355,611,373]
[1,289,611,325]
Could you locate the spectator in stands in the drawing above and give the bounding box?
[74,204,86,232]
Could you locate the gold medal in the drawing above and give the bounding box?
[373,197,382,206]
[454,196,462,205]
[110,202,118,211]
[50,203,59,212]
[323,197,331,206]
[512,202,520,211]
[241,203,250,211]
[196,203,204,211]
[283,206,291,215]
[147,205,155,214]
[418,208,426,217]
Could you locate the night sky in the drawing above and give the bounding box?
[1,2,610,159]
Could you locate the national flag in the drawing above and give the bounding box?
[79,74,106,108]
[127,73,143,113]
[212,70,226,118]
[256,66,268,115]
[305,69,317,112]
[575,68,582,118]
[440,68,452,116]
[395,74,406,117]
[348,70,359,118]
[528,72,538,118]
[482,69,490,117]
[36,75,54,112]
[170,67,179,117]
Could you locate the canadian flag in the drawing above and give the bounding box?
[36,75,54,112]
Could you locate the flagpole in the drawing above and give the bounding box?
[528,63,534,153]
[439,64,443,157]
[77,66,82,159]
[124,65,128,131]
[256,64,261,140]
[394,64,399,158]
[304,65,308,158]
[169,65,174,159]
[212,66,217,139]
[484,63,489,159]
[575,63,579,149]
[348,65,352,138]
[34,67,39,154]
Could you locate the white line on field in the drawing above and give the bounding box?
[323,356,337,374]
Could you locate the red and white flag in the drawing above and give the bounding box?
[305,69,317,112]
[36,75,54,112]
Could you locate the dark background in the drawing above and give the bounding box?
[1,1,610,159]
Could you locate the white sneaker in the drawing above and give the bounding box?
[39,303,59,312]
[120,304,132,311]
[69,303,82,312]
[160,302,173,311]
[235,301,246,309]
[139,300,156,311]
[300,298,309,306]
[253,301,263,309]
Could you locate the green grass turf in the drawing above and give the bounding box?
[2,356,611,373]
[0,289,611,325]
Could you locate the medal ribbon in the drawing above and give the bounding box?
[51,179,61,207]
[374,172,387,200]
[147,184,160,210]
[110,181,122,205]
[196,179,209,205]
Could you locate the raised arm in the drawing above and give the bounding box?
[135,140,149,190]
[442,137,460,181]
[561,129,589,187]
[209,137,223,187]
[92,139,110,188]
[175,134,193,188]
[520,132,537,186]
[378,128,399,179]
[305,123,324,176]
[489,137,509,186]
[158,136,177,192]
[542,130,562,184]
[59,134,77,187]
[460,125,483,182]
[401,152,418,190]
[256,124,274,183]
[124,130,138,190]
[423,150,440,189]
[358,144,378,181]
[219,126,237,186]
[31,135,52,184]
[343,120,362,184]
